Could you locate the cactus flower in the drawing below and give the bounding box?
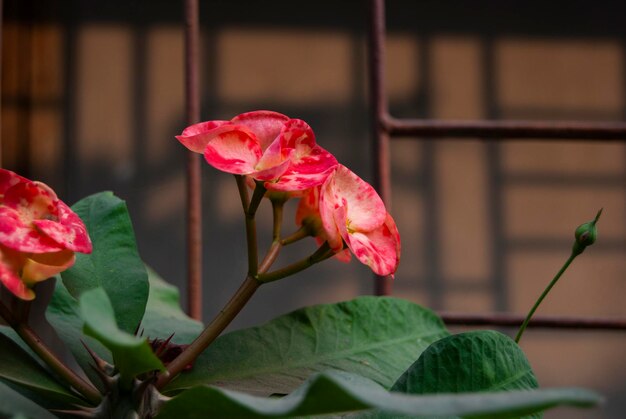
[0,169,92,300]
[176,110,337,191]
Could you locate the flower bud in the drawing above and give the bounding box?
[572,209,602,256]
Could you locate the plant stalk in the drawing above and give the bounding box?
[0,300,101,405]
[515,254,576,343]
[155,275,260,389]
[258,242,335,283]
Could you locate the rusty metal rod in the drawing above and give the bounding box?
[368,0,393,296]
[184,0,202,321]
[439,312,626,330]
[384,116,626,140]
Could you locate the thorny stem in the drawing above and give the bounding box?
[155,275,260,389]
[515,254,577,343]
[0,299,101,405]
[258,242,336,284]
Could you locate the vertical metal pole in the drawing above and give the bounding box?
[368,0,393,295]
[184,0,202,321]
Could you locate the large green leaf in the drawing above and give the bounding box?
[165,296,449,396]
[0,331,85,406]
[62,191,149,333]
[79,287,164,386]
[155,370,600,419]
[392,330,538,394]
[46,279,112,393]
[140,267,202,344]
[0,380,56,419]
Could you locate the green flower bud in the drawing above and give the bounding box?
[572,209,602,256]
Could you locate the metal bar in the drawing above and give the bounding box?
[439,312,626,330]
[368,0,393,295]
[384,116,626,140]
[184,0,202,321]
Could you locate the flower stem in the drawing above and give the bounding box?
[257,242,335,284]
[515,254,576,344]
[258,199,286,274]
[0,300,101,405]
[155,275,260,389]
[280,226,311,246]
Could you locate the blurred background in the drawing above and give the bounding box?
[2,0,626,417]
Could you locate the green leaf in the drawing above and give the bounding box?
[45,279,112,393]
[0,331,86,406]
[0,380,56,419]
[140,267,202,344]
[165,296,449,396]
[62,191,149,333]
[155,370,600,419]
[392,330,538,394]
[79,287,164,385]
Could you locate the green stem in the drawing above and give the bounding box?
[258,242,335,284]
[280,226,311,246]
[155,275,260,389]
[258,199,286,274]
[235,176,262,275]
[0,300,101,405]
[515,253,577,343]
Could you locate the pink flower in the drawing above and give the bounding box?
[0,169,92,300]
[318,165,400,276]
[295,187,350,262]
[176,110,337,191]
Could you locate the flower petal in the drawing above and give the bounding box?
[0,169,27,197]
[0,246,33,300]
[22,249,76,282]
[329,165,386,232]
[3,180,59,220]
[176,120,231,153]
[279,119,316,153]
[340,213,401,277]
[318,189,344,252]
[0,206,63,253]
[231,110,289,150]
[203,129,263,174]
[33,200,92,253]
[267,147,337,191]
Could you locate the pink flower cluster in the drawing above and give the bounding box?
[0,169,92,300]
[177,111,400,276]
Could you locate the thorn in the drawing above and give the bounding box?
[155,333,175,357]
[81,340,114,375]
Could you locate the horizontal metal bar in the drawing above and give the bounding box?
[439,312,626,330]
[384,116,626,140]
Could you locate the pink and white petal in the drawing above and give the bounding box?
[33,201,92,254]
[3,181,59,221]
[342,219,400,277]
[255,136,288,172]
[0,169,28,197]
[176,121,233,153]
[54,200,92,253]
[0,207,63,253]
[253,158,291,182]
[22,249,75,283]
[231,111,289,150]
[330,165,386,232]
[318,172,342,251]
[203,130,262,174]
[0,248,33,300]
[279,119,316,154]
[268,148,338,192]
